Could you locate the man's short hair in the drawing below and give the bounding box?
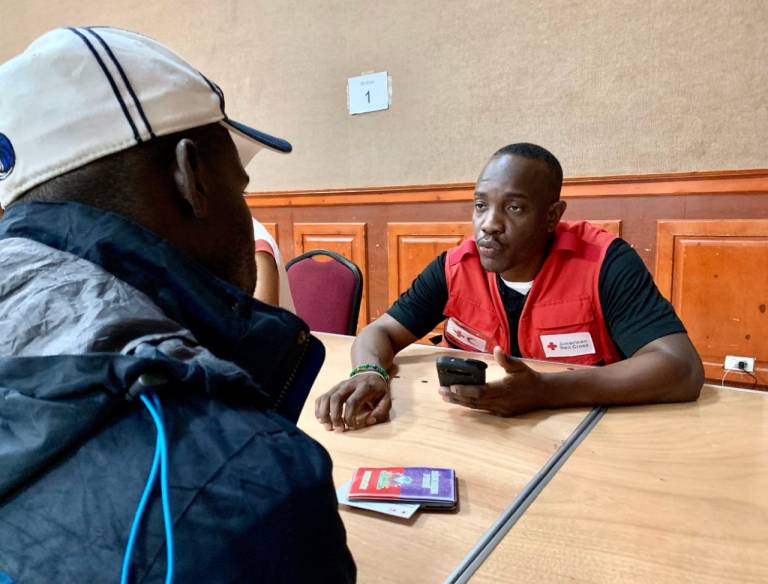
[493,143,563,199]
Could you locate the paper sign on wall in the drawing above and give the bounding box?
[348,72,389,114]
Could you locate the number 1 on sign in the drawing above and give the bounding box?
[348,71,389,114]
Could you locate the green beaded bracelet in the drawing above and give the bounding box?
[349,364,390,383]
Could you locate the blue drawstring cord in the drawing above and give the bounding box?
[150,393,175,584]
[120,403,161,584]
[120,390,174,584]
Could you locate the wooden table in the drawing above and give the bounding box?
[471,385,768,584]
[298,333,592,584]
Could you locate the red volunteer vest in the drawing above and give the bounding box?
[443,221,622,366]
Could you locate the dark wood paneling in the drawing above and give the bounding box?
[656,219,768,388]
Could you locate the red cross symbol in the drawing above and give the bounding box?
[547,342,557,351]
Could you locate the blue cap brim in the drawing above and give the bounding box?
[222,118,292,153]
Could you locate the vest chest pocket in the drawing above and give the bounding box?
[530,298,599,360]
[530,297,595,331]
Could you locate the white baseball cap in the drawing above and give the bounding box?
[0,26,292,208]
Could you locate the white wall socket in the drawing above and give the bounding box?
[724,355,755,372]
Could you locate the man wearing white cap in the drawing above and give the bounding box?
[0,27,354,583]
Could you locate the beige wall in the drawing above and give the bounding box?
[1,0,766,191]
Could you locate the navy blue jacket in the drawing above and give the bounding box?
[0,202,356,583]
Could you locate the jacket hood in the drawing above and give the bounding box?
[0,202,322,500]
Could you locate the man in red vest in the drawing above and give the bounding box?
[316,143,703,430]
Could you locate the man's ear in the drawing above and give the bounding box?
[173,138,209,218]
[546,200,567,232]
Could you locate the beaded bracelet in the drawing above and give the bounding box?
[349,363,390,384]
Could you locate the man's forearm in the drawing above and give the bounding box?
[349,314,419,370]
[350,325,398,370]
[538,346,704,410]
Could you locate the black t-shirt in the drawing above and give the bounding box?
[387,239,685,359]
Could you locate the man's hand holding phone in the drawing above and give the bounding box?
[438,347,544,416]
[436,356,488,386]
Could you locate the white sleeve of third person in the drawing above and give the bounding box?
[251,218,296,313]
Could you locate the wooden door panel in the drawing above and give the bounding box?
[387,223,472,344]
[387,223,472,304]
[300,236,354,259]
[262,222,278,246]
[656,220,768,387]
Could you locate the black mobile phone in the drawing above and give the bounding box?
[436,356,487,386]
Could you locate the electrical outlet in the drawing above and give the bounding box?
[724,355,755,372]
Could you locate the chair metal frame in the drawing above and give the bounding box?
[286,249,363,335]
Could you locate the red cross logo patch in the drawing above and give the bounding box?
[540,333,596,358]
[444,318,488,352]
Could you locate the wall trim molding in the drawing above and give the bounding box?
[246,169,768,208]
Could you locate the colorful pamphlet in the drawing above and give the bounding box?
[348,467,457,509]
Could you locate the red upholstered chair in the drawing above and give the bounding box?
[286,249,363,335]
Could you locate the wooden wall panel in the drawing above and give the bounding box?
[262,222,278,245]
[385,222,471,344]
[247,169,768,387]
[656,220,768,387]
[245,170,768,207]
[590,220,622,236]
[293,223,368,330]
[386,223,472,304]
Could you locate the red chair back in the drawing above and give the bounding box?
[286,250,363,335]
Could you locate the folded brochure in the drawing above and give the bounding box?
[348,467,457,509]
